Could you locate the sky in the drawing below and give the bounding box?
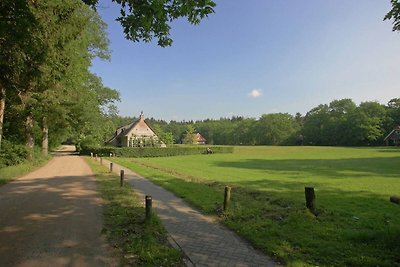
[90,1,400,121]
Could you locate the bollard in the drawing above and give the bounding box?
[110,162,113,172]
[90,152,93,157]
[109,152,112,157]
[120,170,124,187]
[305,187,316,214]
[145,195,152,220]
[223,186,231,212]
[390,196,400,205]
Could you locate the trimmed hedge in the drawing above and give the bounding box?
[80,145,234,158]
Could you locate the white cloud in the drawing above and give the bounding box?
[248,89,262,98]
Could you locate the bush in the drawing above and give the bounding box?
[80,145,234,158]
[0,140,29,167]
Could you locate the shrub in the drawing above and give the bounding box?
[0,140,29,167]
[80,145,234,158]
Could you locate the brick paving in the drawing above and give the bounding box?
[100,158,278,267]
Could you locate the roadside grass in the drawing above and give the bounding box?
[110,146,400,266]
[0,154,51,185]
[85,157,184,267]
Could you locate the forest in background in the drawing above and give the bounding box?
[111,98,400,147]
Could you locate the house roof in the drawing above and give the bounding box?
[195,133,207,142]
[384,126,400,141]
[105,112,157,144]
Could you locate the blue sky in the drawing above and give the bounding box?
[91,1,400,121]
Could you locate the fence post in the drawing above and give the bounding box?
[110,162,113,172]
[120,170,124,187]
[145,195,152,221]
[223,186,231,212]
[390,196,400,205]
[305,187,316,214]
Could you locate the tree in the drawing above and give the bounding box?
[345,102,387,146]
[254,113,299,145]
[0,0,45,152]
[83,0,216,47]
[182,124,196,144]
[385,0,400,32]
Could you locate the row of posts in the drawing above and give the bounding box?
[93,153,153,220]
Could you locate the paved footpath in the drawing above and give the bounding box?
[101,158,278,267]
[0,147,117,267]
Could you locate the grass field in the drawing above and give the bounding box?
[110,146,400,266]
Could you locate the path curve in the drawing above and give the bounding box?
[0,146,117,267]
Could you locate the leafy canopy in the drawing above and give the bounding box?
[82,0,216,47]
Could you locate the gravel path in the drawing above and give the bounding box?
[0,146,117,267]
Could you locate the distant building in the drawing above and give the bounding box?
[384,126,400,146]
[106,112,163,147]
[194,133,207,145]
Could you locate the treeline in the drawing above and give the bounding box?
[0,1,119,165]
[116,98,400,146]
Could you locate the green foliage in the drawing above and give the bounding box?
[83,0,216,47]
[254,113,299,145]
[302,99,392,146]
[0,148,50,184]
[80,145,233,158]
[0,140,28,167]
[112,146,400,266]
[85,158,183,266]
[384,0,400,32]
[182,124,196,144]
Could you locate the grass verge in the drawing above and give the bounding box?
[0,154,51,185]
[109,146,400,267]
[85,157,184,267]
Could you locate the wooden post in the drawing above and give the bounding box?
[305,187,316,214]
[145,195,152,220]
[110,162,113,172]
[223,186,231,212]
[390,196,400,205]
[120,170,124,187]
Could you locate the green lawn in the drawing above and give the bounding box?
[110,146,400,266]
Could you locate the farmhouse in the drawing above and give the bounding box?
[106,112,161,147]
[194,133,207,145]
[384,126,400,146]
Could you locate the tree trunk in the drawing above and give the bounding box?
[25,111,34,160]
[42,116,48,156]
[0,87,5,151]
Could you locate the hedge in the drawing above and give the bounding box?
[80,145,234,158]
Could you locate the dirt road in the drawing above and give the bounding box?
[0,146,116,267]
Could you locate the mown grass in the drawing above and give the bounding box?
[85,157,184,267]
[0,154,51,185]
[110,146,400,267]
